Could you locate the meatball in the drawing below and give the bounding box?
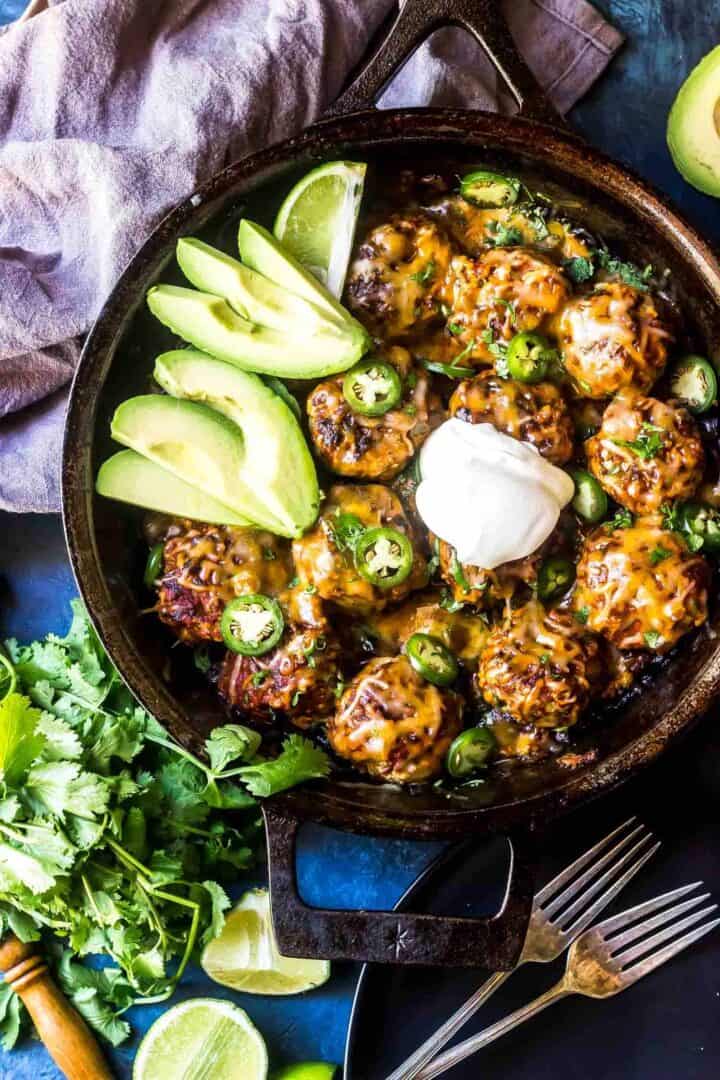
[156,523,291,644]
[476,601,602,729]
[556,282,672,398]
[440,248,570,366]
[291,484,428,614]
[217,587,342,730]
[327,655,464,783]
[450,370,574,465]
[573,521,709,652]
[586,388,704,513]
[437,539,540,608]
[365,590,490,663]
[345,213,454,339]
[307,347,441,481]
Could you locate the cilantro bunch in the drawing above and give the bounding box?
[0,601,329,1048]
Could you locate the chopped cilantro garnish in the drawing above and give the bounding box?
[612,423,665,460]
[411,259,436,286]
[451,551,470,593]
[262,547,277,561]
[439,589,465,613]
[574,607,590,625]
[563,255,595,284]
[597,250,654,290]
[604,508,634,532]
[649,546,672,566]
[486,221,523,247]
[251,669,270,686]
[447,322,465,336]
[643,630,663,650]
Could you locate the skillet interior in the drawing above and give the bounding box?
[63,110,720,838]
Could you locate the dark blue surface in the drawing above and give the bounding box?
[1,1,720,1077]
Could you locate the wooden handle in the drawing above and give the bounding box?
[0,936,113,1080]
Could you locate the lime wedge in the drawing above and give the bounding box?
[273,161,366,298]
[273,1065,338,1080]
[133,998,268,1080]
[202,888,331,995]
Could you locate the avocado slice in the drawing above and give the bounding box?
[110,394,292,535]
[176,237,341,335]
[154,349,319,534]
[96,449,251,525]
[668,44,720,197]
[238,219,370,343]
[147,285,365,378]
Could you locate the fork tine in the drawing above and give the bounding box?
[542,825,650,919]
[561,840,661,941]
[534,817,637,904]
[613,904,718,967]
[619,917,720,984]
[591,881,704,936]
[605,892,711,952]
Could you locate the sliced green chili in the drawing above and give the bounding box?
[343,359,402,416]
[537,556,576,602]
[446,727,497,777]
[221,594,284,656]
[669,355,717,415]
[406,633,459,687]
[354,527,413,589]
[571,470,608,524]
[460,171,520,208]
[506,332,556,383]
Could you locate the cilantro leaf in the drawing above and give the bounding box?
[239,735,331,797]
[597,249,654,290]
[206,725,262,773]
[604,508,634,532]
[612,422,665,460]
[563,255,595,283]
[0,694,45,786]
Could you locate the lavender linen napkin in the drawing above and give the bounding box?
[0,0,623,513]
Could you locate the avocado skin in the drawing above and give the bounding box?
[154,349,319,536]
[147,284,367,379]
[110,394,292,536]
[667,43,720,197]
[96,449,251,525]
[176,237,343,335]
[238,219,371,346]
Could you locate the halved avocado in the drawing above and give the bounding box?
[154,349,319,535]
[147,285,365,378]
[238,219,370,344]
[96,449,251,525]
[176,237,342,334]
[110,395,292,535]
[668,44,720,197]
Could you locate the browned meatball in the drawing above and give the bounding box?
[345,213,454,339]
[449,370,574,465]
[327,654,464,783]
[437,539,540,608]
[476,601,602,729]
[556,282,672,398]
[307,347,441,481]
[440,248,570,366]
[365,590,490,663]
[573,521,709,652]
[156,523,291,644]
[586,388,704,513]
[291,484,428,614]
[217,587,342,730]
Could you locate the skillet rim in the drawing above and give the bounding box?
[62,106,720,839]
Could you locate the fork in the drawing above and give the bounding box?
[386,818,658,1080]
[416,882,719,1079]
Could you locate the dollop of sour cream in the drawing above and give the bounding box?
[416,419,574,570]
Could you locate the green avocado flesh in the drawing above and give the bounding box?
[176,237,342,335]
[110,394,292,535]
[154,349,319,535]
[238,219,370,344]
[668,44,720,197]
[96,449,251,525]
[147,284,365,378]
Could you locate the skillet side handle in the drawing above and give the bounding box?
[262,806,534,969]
[326,0,567,128]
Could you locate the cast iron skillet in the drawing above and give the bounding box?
[62,0,720,970]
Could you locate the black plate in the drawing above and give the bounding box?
[344,747,720,1079]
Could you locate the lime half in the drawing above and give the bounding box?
[133,998,267,1080]
[202,888,331,995]
[273,161,366,298]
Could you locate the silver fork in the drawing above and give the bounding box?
[386,818,658,1080]
[416,882,719,1079]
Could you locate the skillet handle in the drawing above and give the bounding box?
[262,806,534,968]
[326,0,567,128]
